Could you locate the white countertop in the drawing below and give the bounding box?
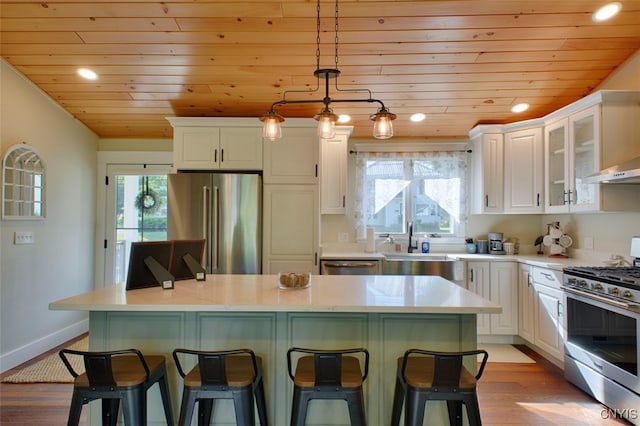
[49,274,501,315]
[320,251,590,271]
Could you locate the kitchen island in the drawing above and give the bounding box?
[50,274,500,425]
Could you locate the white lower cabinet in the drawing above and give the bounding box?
[518,264,535,343]
[532,267,565,361]
[467,261,518,335]
[467,261,491,334]
[518,265,565,363]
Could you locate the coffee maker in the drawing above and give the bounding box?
[488,232,505,255]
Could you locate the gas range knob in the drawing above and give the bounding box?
[610,287,619,296]
[622,290,633,299]
[568,277,577,285]
[578,280,588,288]
[593,283,603,292]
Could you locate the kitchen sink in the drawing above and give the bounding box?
[383,253,449,261]
[382,254,466,286]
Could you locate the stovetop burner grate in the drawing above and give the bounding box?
[564,266,640,287]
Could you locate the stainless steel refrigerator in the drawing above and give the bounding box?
[167,173,261,274]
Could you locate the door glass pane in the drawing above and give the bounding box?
[115,175,168,283]
[573,114,596,206]
[547,125,566,208]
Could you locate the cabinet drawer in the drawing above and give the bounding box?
[532,267,562,289]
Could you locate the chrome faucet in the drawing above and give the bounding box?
[407,221,418,253]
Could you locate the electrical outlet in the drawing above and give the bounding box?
[584,236,594,250]
[14,231,35,245]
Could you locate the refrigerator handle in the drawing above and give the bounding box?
[212,186,220,270]
[202,186,211,271]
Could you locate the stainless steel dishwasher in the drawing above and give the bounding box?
[320,259,381,275]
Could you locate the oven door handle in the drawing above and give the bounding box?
[562,286,631,310]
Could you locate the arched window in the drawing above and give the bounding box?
[2,144,46,219]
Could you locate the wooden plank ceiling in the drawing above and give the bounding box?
[2,0,640,140]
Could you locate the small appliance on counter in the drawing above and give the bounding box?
[488,232,505,255]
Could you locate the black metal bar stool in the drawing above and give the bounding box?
[59,348,174,426]
[390,348,489,426]
[286,347,369,426]
[172,348,268,426]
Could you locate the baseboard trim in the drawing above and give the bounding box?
[0,319,89,373]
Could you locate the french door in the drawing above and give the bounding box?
[99,163,172,286]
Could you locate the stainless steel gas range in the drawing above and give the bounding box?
[562,237,640,425]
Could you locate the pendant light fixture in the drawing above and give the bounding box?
[260,0,396,141]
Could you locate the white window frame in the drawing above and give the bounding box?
[353,143,469,245]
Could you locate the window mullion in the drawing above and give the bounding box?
[404,158,415,233]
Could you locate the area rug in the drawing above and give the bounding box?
[480,344,535,363]
[2,336,88,383]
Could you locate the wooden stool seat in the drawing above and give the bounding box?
[59,348,174,426]
[390,348,489,426]
[182,355,263,388]
[398,356,478,390]
[287,347,369,426]
[293,355,364,388]
[72,355,167,388]
[173,348,268,426]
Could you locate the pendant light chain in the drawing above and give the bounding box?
[315,0,339,69]
[316,0,321,70]
[334,0,339,69]
[260,0,396,140]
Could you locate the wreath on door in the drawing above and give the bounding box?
[134,177,162,215]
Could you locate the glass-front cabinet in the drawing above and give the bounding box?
[544,105,599,213]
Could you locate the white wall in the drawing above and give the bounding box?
[0,60,98,371]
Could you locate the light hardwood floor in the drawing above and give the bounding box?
[0,338,632,425]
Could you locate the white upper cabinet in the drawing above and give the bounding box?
[468,128,503,214]
[263,122,318,184]
[320,127,352,214]
[470,90,640,215]
[545,107,599,213]
[504,125,544,213]
[168,117,263,171]
[544,91,640,213]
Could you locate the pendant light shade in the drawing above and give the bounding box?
[314,108,338,139]
[260,111,284,141]
[371,108,397,140]
[259,0,396,141]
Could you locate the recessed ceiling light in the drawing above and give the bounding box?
[337,114,351,123]
[593,2,622,22]
[511,103,530,113]
[410,113,426,122]
[77,68,98,80]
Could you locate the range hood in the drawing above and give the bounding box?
[581,156,640,184]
